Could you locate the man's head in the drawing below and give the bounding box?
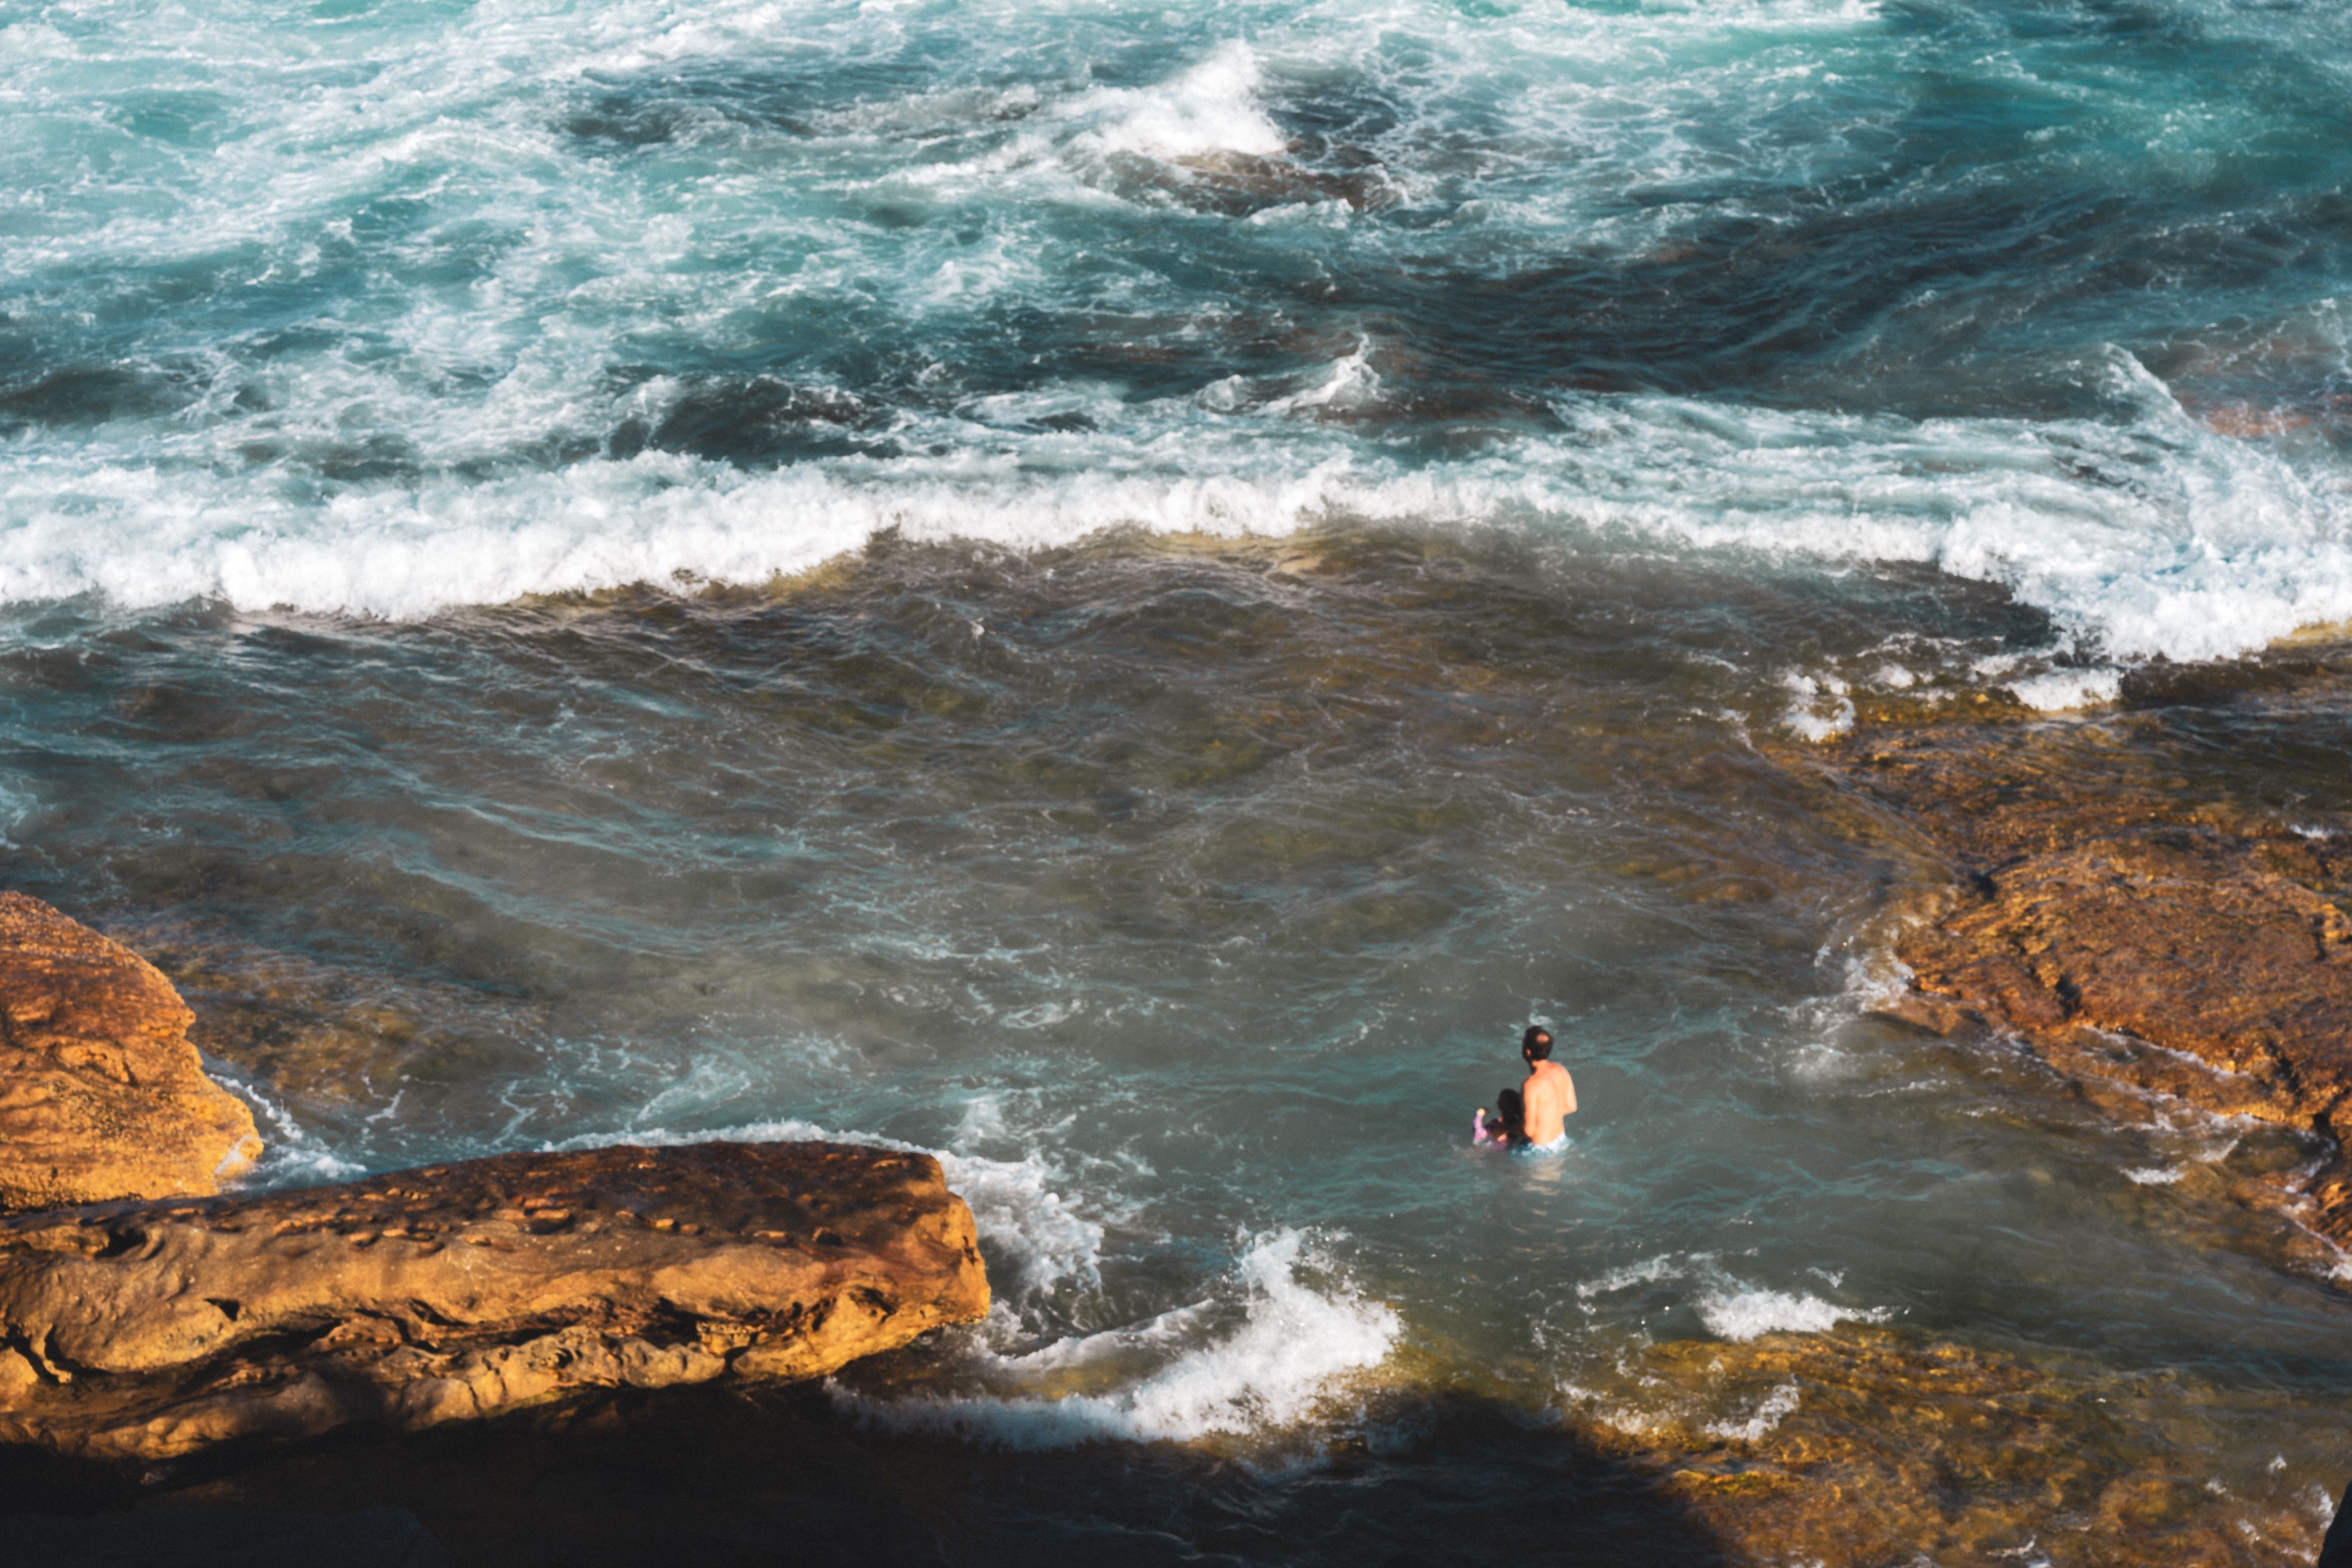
[1521,1026,1554,1062]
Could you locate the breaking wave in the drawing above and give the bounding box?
[552,1121,1396,1450]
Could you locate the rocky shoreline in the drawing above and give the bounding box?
[0,894,990,1463]
[5,664,2350,1564]
[1804,672,2352,1277]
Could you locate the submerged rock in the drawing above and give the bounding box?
[0,1140,989,1460]
[1566,1324,2340,1567]
[0,892,262,1213]
[1820,722,2352,1256]
[1101,147,1400,217]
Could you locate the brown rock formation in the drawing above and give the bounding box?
[0,891,262,1213]
[0,1139,989,1459]
[1820,722,2352,1252]
[1569,1325,2339,1567]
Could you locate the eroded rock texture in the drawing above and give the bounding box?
[1825,723,2352,1251]
[0,891,263,1213]
[0,1140,988,1459]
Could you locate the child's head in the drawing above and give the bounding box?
[1495,1088,1524,1129]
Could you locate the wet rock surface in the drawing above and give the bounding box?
[0,892,263,1213]
[1566,1325,2337,1568]
[0,1141,988,1460]
[1815,714,2352,1257]
[19,1323,2337,1568]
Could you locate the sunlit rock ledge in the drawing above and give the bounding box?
[1810,711,2352,1268]
[0,1140,990,1460]
[0,894,988,1460]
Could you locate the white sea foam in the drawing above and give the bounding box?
[1264,342,1384,415]
[830,1228,1401,1449]
[1578,1252,1890,1343]
[1077,41,1287,161]
[2124,1164,2186,1186]
[2,375,2340,683]
[1703,1379,1804,1442]
[0,773,37,848]
[2008,667,2124,712]
[943,1154,1108,1302]
[213,1067,367,1192]
[1697,1286,1890,1340]
[1566,1361,1811,1446]
[6,362,2348,674]
[1576,1250,1695,1298]
[11,0,2352,676]
[554,1118,1399,1450]
[1782,671,1856,742]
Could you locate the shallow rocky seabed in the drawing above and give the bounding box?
[0,541,2346,1565]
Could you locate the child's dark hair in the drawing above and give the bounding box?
[1494,1087,1526,1142]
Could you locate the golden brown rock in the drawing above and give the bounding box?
[0,1140,989,1459]
[1818,723,2352,1253]
[0,891,262,1213]
[1563,1325,2339,1568]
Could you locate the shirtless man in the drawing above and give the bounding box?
[1518,1026,1577,1152]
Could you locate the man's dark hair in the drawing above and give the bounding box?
[1521,1026,1554,1061]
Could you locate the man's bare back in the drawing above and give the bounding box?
[1519,1027,1577,1148]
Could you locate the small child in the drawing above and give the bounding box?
[1472,1088,1526,1149]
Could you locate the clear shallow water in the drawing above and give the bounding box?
[5,0,2352,1557]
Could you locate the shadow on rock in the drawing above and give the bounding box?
[3,1505,452,1567]
[1,1380,1732,1568]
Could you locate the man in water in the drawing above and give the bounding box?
[1519,1026,1577,1152]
